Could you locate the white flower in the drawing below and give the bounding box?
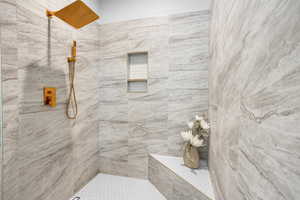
[187,121,194,129]
[195,115,203,121]
[181,130,193,142]
[200,119,210,130]
[190,135,204,147]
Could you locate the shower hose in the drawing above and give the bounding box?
[66,61,78,119]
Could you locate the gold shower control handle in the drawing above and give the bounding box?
[44,87,56,107]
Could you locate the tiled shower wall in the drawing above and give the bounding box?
[209,1,300,200]
[98,10,210,178]
[0,9,2,200]
[0,1,100,200]
[0,1,18,199]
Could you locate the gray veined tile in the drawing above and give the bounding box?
[128,25,154,51]
[169,36,208,71]
[169,10,210,36]
[0,2,19,200]
[99,86,128,104]
[99,103,128,122]
[72,153,99,193]
[99,120,129,162]
[97,9,210,179]
[127,16,169,30]
[128,100,168,123]
[0,1,100,200]
[168,70,208,90]
[18,143,73,200]
[148,50,169,79]
[0,0,17,24]
[209,0,300,199]
[128,78,168,102]
[99,56,127,83]
[100,22,129,59]
[98,156,130,177]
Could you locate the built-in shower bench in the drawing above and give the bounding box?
[149,154,215,200]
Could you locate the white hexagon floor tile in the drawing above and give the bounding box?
[70,173,166,200]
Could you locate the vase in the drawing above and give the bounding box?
[183,143,200,169]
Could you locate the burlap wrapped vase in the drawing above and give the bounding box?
[183,143,200,169]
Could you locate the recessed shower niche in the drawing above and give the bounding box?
[127,52,148,93]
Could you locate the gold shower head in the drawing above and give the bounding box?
[46,0,100,29]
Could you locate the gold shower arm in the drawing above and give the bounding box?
[46,10,56,18]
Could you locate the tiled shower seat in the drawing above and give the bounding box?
[149,154,215,200]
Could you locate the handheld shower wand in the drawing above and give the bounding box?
[46,1,100,119]
[66,41,78,119]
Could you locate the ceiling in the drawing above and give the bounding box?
[83,0,211,24]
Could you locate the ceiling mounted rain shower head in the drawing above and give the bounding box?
[46,0,100,29]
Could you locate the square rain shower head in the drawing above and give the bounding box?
[48,0,100,29]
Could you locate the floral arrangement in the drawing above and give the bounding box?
[181,115,210,169]
[181,115,210,148]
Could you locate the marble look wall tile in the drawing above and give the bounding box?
[149,155,174,199]
[169,10,210,35]
[71,23,100,191]
[0,36,1,200]
[98,55,128,122]
[128,100,168,122]
[142,121,169,155]
[125,18,169,178]
[127,151,149,178]
[98,156,129,177]
[169,36,208,72]
[129,78,168,102]
[99,22,129,59]
[99,103,128,122]
[68,16,100,195]
[98,85,127,120]
[98,11,210,178]
[16,5,74,198]
[99,86,127,103]
[99,121,129,162]
[98,15,170,179]
[209,1,300,200]
[128,25,154,51]
[148,49,169,79]
[128,22,169,79]
[168,71,208,90]
[0,1,100,200]
[127,114,168,178]
[70,158,99,199]
[149,155,211,200]
[0,1,18,200]
[169,11,209,72]
[72,122,99,192]
[0,0,16,25]
[172,175,210,200]
[17,0,73,19]
[99,56,127,83]
[18,142,73,200]
[126,17,169,29]
[167,10,209,157]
